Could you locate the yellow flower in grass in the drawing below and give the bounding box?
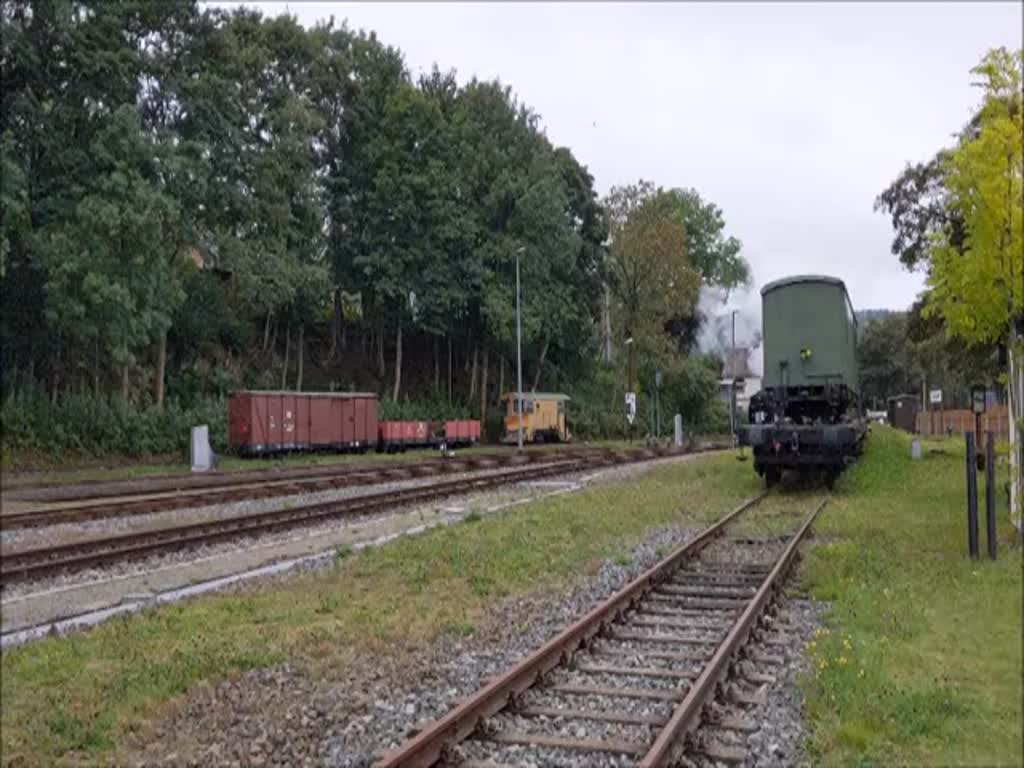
[838,656,848,666]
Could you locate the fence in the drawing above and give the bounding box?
[915,405,1010,439]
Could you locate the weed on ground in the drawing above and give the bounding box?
[800,426,1023,766]
[0,453,758,765]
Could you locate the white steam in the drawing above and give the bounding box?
[697,285,763,377]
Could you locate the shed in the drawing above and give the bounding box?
[886,394,919,433]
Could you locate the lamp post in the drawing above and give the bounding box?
[624,336,634,442]
[729,309,738,438]
[515,245,525,450]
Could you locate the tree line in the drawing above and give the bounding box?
[0,1,749,455]
[874,47,1022,523]
[856,302,1001,411]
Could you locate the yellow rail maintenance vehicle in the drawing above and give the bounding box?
[502,392,571,443]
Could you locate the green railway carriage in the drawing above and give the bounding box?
[738,275,867,486]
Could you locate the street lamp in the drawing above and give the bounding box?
[515,245,526,450]
[624,336,634,442]
[729,309,739,439]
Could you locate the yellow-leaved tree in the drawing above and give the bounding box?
[928,47,1024,529]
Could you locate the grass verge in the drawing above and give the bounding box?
[0,452,758,765]
[800,426,1023,766]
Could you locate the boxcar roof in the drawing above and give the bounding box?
[761,274,848,296]
[501,391,571,401]
[232,390,379,398]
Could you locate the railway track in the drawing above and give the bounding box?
[373,494,826,768]
[0,446,698,586]
[0,449,632,531]
[4,449,586,503]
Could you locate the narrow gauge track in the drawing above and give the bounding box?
[0,447,693,587]
[0,449,629,531]
[374,494,827,768]
[2,448,605,504]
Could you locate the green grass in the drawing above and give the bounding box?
[0,452,758,766]
[801,426,1023,766]
[8,428,1013,766]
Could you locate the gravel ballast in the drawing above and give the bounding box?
[124,521,708,767]
[1,454,705,603]
[123,531,827,768]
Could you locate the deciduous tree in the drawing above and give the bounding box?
[924,48,1024,526]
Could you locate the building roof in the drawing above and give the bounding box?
[761,274,848,296]
[501,392,571,401]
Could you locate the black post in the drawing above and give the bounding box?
[985,431,997,560]
[966,431,979,559]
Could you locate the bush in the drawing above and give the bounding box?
[563,357,724,440]
[377,395,472,421]
[483,407,505,443]
[1,389,226,460]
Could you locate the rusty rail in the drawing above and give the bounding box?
[0,445,711,585]
[373,495,827,768]
[372,493,768,768]
[639,496,827,766]
[0,451,584,531]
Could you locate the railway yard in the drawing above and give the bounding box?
[1,429,1022,767]
[2,4,1020,766]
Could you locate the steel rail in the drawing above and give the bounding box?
[0,446,701,585]
[3,450,568,502]
[0,460,585,585]
[638,496,828,767]
[0,450,614,531]
[371,493,768,768]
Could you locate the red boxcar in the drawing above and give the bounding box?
[444,420,481,447]
[228,391,378,456]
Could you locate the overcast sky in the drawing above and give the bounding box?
[217,1,1020,331]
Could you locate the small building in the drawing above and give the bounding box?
[887,394,919,433]
[501,392,570,443]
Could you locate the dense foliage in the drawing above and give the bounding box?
[875,47,1023,524]
[857,302,1002,410]
[0,1,747,459]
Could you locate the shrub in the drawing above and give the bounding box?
[1,389,227,460]
[378,395,472,421]
[563,358,724,440]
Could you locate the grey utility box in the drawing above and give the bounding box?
[191,425,213,472]
[674,414,684,447]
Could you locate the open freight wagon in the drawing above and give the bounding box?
[377,419,481,452]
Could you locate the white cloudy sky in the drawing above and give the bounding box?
[216,1,1020,329]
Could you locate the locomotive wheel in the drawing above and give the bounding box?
[765,467,782,487]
